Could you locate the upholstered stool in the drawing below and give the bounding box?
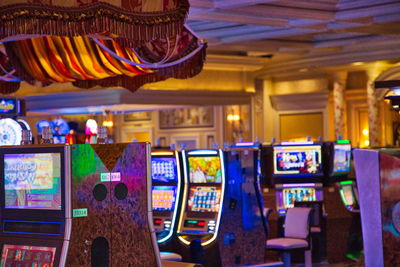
[160,252,183,262]
[266,207,312,267]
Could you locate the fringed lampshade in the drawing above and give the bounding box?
[0,0,206,94]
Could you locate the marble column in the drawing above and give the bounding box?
[333,72,347,140]
[366,67,385,147]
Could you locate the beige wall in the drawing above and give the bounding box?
[279,113,323,141]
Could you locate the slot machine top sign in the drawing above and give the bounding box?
[273,142,323,177]
[0,98,25,117]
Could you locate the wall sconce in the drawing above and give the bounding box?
[102,110,114,128]
[227,114,240,122]
[102,120,114,127]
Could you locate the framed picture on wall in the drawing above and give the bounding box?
[171,135,200,150]
[159,107,214,129]
[124,111,152,122]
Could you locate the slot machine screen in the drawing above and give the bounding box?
[1,244,56,267]
[152,157,178,183]
[187,186,221,212]
[341,185,355,206]
[333,144,352,174]
[4,153,62,210]
[273,145,322,176]
[152,185,177,211]
[188,156,222,183]
[282,187,316,209]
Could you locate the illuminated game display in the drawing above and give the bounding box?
[275,183,323,215]
[152,157,178,183]
[0,244,56,267]
[4,153,61,210]
[342,185,354,206]
[0,99,19,115]
[187,186,221,212]
[333,144,352,174]
[188,156,222,183]
[151,150,182,245]
[274,145,322,176]
[338,181,359,211]
[152,185,176,211]
[282,187,316,209]
[0,119,23,146]
[178,149,226,248]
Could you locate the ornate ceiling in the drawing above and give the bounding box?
[188,0,400,77]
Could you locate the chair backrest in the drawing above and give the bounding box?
[284,207,312,239]
[295,201,323,228]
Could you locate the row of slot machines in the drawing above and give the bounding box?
[0,140,360,266]
[261,140,359,215]
[0,143,166,267]
[149,140,360,264]
[260,140,361,263]
[0,142,267,267]
[151,144,267,266]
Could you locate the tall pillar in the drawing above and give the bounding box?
[366,66,386,147]
[367,79,379,147]
[333,72,347,139]
[262,78,277,143]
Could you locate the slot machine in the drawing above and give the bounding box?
[323,140,362,262]
[151,149,183,247]
[270,141,326,262]
[0,143,161,267]
[226,142,267,264]
[272,141,324,215]
[177,149,225,248]
[353,148,400,267]
[177,148,267,266]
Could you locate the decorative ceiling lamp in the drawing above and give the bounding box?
[0,0,206,94]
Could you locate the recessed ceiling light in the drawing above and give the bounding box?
[352,62,364,66]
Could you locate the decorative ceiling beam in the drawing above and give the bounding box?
[336,2,400,20]
[228,5,334,21]
[256,45,400,77]
[189,11,289,27]
[337,0,398,10]
[214,0,279,9]
[265,0,336,10]
[334,23,400,36]
[189,0,214,9]
[205,54,265,71]
[209,39,311,53]
[374,13,400,23]
[313,35,395,48]
[188,21,240,32]
[197,25,275,39]
[219,28,321,43]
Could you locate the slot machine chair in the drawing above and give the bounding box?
[266,207,312,267]
[160,251,183,261]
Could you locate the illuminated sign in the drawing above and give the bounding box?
[0,100,16,113]
[0,98,24,117]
